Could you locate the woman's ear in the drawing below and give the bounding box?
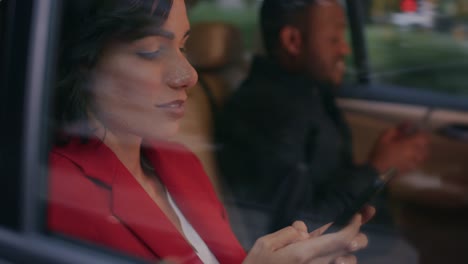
[279,25,303,56]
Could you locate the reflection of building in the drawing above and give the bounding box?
[391,0,436,28]
[370,0,468,32]
[434,0,468,17]
[371,0,401,19]
[401,0,418,12]
[455,0,468,16]
[371,0,439,17]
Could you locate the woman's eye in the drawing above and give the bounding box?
[137,49,162,60]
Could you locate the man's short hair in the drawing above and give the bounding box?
[260,0,340,57]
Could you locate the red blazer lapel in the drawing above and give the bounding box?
[146,142,246,264]
[55,137,245,263]
[56,137,203,263]
[110,152,203,264]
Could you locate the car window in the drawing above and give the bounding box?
[5,0,467,263]
[363,0,468,96]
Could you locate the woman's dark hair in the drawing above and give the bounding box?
[54,0,174,140]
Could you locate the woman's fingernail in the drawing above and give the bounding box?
[349,240,360,251]
[335,257,346,264]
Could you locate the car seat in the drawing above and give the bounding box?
[172,22,246,197]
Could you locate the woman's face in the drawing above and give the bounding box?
[90,0,198,141]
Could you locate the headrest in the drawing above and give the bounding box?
[186,22,243,70]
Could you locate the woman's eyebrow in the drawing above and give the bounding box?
[142,29,191,40]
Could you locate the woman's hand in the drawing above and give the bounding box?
[243,206,375,264]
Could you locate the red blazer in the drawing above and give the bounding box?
[48,137,246,264]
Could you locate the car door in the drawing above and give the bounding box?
[340,1,468,263]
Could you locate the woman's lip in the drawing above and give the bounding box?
[156,100,186,118]
[156,100,185,108]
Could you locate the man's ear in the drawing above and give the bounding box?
[279,25,303,56]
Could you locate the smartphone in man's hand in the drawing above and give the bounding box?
[325,168,397,233]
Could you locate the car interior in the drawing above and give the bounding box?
[174,1,468,263]
[1,0,468,263]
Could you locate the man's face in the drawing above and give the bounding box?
[302,1,350,86]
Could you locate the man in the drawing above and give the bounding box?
[216,0,429,233]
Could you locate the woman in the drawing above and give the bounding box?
[48,0,374,263]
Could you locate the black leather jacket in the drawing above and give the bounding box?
[216,56,378,233]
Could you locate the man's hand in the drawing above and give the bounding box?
[369,125,430,175]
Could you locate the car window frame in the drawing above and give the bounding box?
[0,0,32,231]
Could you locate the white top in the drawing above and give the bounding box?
[167,192,220,264]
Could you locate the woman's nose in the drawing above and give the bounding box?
[167,56,198,90]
